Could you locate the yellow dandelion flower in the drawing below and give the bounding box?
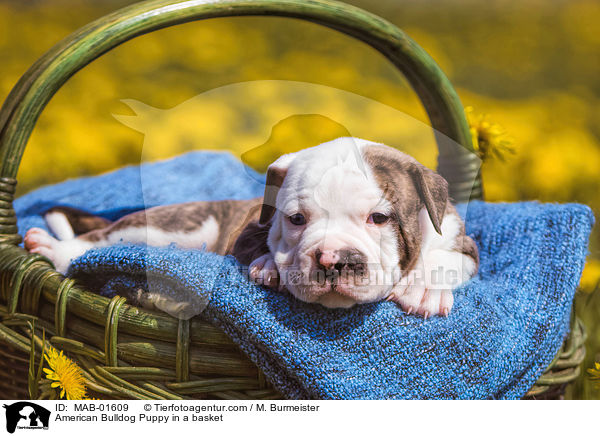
[43,348,87,400]
[465,106,515,162]
[587,362,600,389]
[588,362,600,376]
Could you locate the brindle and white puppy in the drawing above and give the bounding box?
[24,138,478,318]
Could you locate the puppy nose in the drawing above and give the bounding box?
[315,248,367,274]
[315,248,339,269]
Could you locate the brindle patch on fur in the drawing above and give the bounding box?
[363,145,479,273]
[363,146,428,271]
[46,206,112,235]
[78,198,265,260]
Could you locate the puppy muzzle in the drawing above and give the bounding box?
[276,234,395,307]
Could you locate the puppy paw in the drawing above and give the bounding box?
[24,227,63,266]
[249,253,280,289]
[389,279,454,319]
[24,227,91,274]
[24,227,56,251]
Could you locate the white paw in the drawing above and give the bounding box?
[24,227,91,274]
[389,269,454,318]
[24,227,61,264]
[389,249,476,318]
[391,285,453,318]
[249,253,279,289]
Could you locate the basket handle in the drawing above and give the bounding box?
[0,0,481,244]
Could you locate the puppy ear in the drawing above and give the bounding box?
[363,144,449,236]
[409,163,448,235]
[259,153,296,225]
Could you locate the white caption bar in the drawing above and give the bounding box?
[1,400,596,435]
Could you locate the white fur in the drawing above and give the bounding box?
[25,216,220,274]
[262,137,476,314]
[419,209,476,289]
[45,211,75,240]
[391,209,476,317]
[103,216,219,250]
[267,137,400,307]
[24,228,93,274]
[249,253,279,288]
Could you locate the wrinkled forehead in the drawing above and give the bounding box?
[277,142,388,213]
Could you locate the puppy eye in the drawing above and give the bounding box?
[288,213,306,226]
[367,212,389,225]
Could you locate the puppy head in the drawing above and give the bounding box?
[259,137,448,308]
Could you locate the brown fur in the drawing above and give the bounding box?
[47,206,112,234]
[362,145,478,272]
[231,220,271,265]
[259,164,287,225]
[61,199,267,265]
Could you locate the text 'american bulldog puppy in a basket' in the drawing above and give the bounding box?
[24,137,478,318]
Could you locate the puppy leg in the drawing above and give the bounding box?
[24,228,94,274]
[25,207,114,274]
[390,249,475,317]
[390,208,478,318]
[24,210,134,275]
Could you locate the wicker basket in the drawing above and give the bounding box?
[0,0,585,400]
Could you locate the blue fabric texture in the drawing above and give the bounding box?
[14,151,594,399]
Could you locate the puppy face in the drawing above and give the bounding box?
[259,137,447,308]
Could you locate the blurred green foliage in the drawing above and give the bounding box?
[1,0,599,398]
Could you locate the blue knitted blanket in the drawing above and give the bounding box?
[14,151,594,399]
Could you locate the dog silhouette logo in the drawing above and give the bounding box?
[3,402,50,433]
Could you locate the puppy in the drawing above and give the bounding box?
[24,138,478,318]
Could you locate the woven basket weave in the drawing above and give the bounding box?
[0,0,585,400]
